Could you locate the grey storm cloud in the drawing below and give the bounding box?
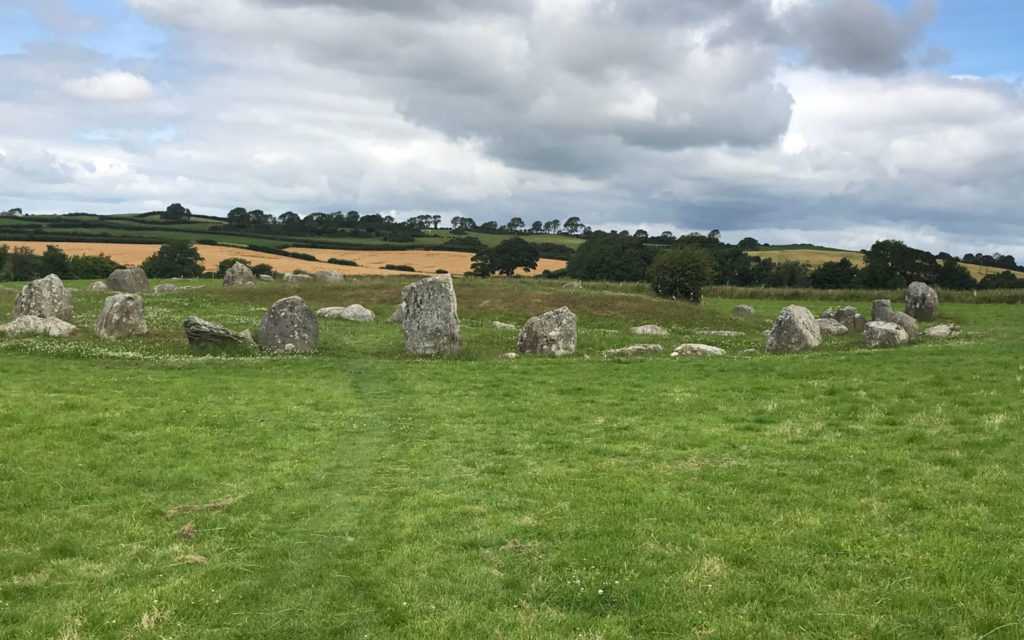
[785,0,941,74]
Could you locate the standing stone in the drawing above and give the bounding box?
[223,262,256,287]
[183,316,254,347]
[816,318,849,335]
[401,274,461,356]
[516,307,577,356]
[95,294,147,339]
[107,267,149,293]
[12,274,74,322]
[314,270,345,284]
[833,306,866,331]
[863,321,908,348]
[732,305,755,318]
[765,305,821,354]
[86,281,109,293]
[905,282,939,320]
[388,302,405,324]
[257,296,318,353]
[871,299,919,339]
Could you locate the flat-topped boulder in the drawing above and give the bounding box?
[765,305,821,354]
[871,299,919,339]
[107,267,149,293]
[631,324,668,335]
[671,343,726,357]
[95,294,147,339]
[816,318,849,335]
[258,296,318,353]
[0,315,76,337]
[827,306,866,331]
[283,273,313,282]
[317,304,375,322]
[402,274,461,356]
[12,274,73,322]
[863,321,908,348]
[183,316,254,347]
[732,305,755,318]
[601,344,663,358]
[923,323,961,338]
[516,307,577,356]
[314,270,344,283]
[493,321,516,330]
[223,262,256,287]
[154,283,179,293]
[85,281,109,292]
[258,274,274,282]
[905,281,939,320]
[697,330,744,337]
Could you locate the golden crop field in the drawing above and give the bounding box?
[747,249,1022,281]
[3,241,566,277]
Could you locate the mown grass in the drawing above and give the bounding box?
[1,279,1023,639]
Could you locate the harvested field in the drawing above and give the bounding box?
[285,246,566,276]
[1,241,565,276]
[747,248,1023,281]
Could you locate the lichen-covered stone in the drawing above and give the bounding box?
[183,316,254,347]
[671,343,726,357]
[516,307,577,356]
[905,281,939,320]
[257,296,318,353]
[765,305,821,354]
[95,294,147,339]
[863,321,908,348]
[0,315,76,337]
[12,274,73,322]
[317,305,375,322]
[107,267,149,293]
[223,262,256,287]
[402,275,461,356]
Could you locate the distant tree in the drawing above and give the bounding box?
[809,258,858,289]
[160,202,192,221]
[542,219,561,234]
[633,229,649,240]
[68,253,124,279]
[737,237,760,250]
[862,239,938,286]
[7,246,43,281]
[646,245,716,302]
[1,207,22,217]
[507,217,525,233]
[935,259,978,290]
[978,270,1024,290]
[479,220,499,232]
[530,220,543,234]
[431,214,441,229]
[39,245,71,278]
[766,260,812,287]
[247,209,270,226]
[707,229,721,241]
[346,211,360,224]
[562,216,584,235]
[471,237,540,277]
[278,211,301,225]
[141,240,204,278]
[567,232,658,282]
[227,207,249,226]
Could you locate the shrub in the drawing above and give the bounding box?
[646,245,716,302]
[140,240,204,278]
[435,269,448,274]
[383,264,415,272]
[328,257,358,266]
[567,232,656,281]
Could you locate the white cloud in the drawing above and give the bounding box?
[62,70,154,101]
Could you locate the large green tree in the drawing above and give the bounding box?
[566,231,657,282]
[471,237,540,277]
[646,245,716,302]
[141,241,204,278]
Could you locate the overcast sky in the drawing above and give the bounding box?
[1,0,1022,256]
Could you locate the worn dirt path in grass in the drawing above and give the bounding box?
[3,241,566,277]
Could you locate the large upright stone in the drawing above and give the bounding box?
[258,296,318,353]
[765,305,821,354]
[516,307,577,356]
[905,282,939,320]
[223,262,256,287]
[12,274,73,322]
[107,267,149,293]
[871,299,919,339]
[401,274,461,356]
[95,294,147,339]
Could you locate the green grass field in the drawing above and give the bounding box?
[2,278,1023,639]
